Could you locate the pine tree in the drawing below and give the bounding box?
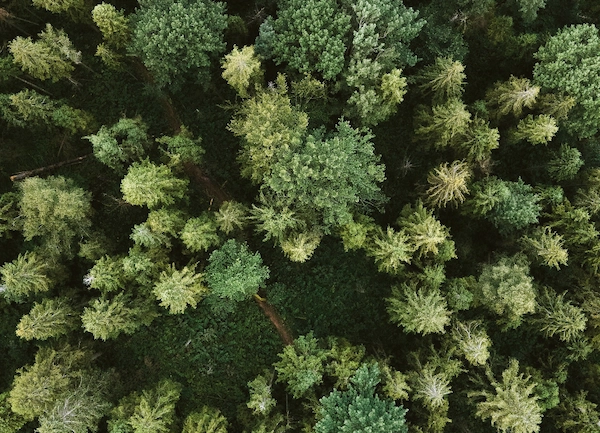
[367,227,414,274]
[533,289,586,342]
[152,265,207,314]
[121,160,188,209]
[451,320,491,366]
[128,380,182,433]
[472,359,542,433]
[214,201,248,234]
[182,406,228,433]
[485,76,540,118]
[547,144,583,182]
[180,214,220,253]
[414,99,471,148]
[0,252,52,302]
[512,114,558,145]
[221,45,263,98]
[16,297,78,341]
[418,57,466,104]
[247,373,276,416]
[92,3,130,48]
[426,160,471,208]
[521,226,568,269]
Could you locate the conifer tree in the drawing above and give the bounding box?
[0,252,52,302]
[426,160,471,208]
[451,320,491,366]
[418,57,466,104]
[247,373,276,416]
[121,160,188,209]
[547,144,583,182]
[152,264,207,314]
[251,204,304,243]
[521,226,568,269]
[459,118,500,162]
[338,214,377,252]
[180,214,220,253]
[221,45,263,98]
[367,227,414,274]
[156,126,204,165]
[280,230,322,263]
[16,297,79,341]
[92,3,130,48]
[414,99,471,148]
[182,406,228,433]
[215,201,248,234]
[128,380,182,433]
[485,76,540,118]
[512,114,558,145]
[84,255,126,294]
[533,289,586,342]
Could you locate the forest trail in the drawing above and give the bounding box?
[138,61,295,346]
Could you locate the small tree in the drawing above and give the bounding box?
[533,289,586,342]
[152,265,207,314]
[452,321,491,366]
[485,76,540,118]
[414,99,471,148]
[92,3,130,48]
[547,144,583,182]
[367,227,414,274]
[121,160,188,209]
[280,230,323,263]
[247,373,277,416]
[16,297,78,341]
[0,252,52,302]
[418,57,466,104]
[221,45,263,98]
[512,114,558,145]
[128,380,182,433]
[521,226,568,269]
[182,406,228,433]
[180,214,220,253]
[426,160,471,208]
[214,201,248,234]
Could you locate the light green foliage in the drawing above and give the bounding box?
[251,205,304,242]
[271,0,351,80]
[274,333,327,398]
[368,227,414,274]
[473,359,542,433]
[325,338,366,389]
[131,209,185,249]
[280,230,322,263]
[156,126,204,165]
[414,99,471,148]
[19,175,92,258]
[512,114,558,145]
[92,3,130,48]
[85,255,126,294]
[9,24,79,82]
[478,255,536,329]
[411,365,452,409]
[31,0,84,14]
[521,226,568,269]
[426,160,471,208]
[222,45,263,97]
[180,214,220,253]
[0,392,26,433]
[555,391,600,433]
[547,144,583,181]
[152,265,207,314]
[517,0,547,22]
[534,24,600,138]
[129,380,182,433]
[85,118,149,171]
[314,364,408,433]
[460,118,500,162]
[82,293,158,340]
[130,0,227,86]
[229,80,309,183]
[0,252,52,302]
[264,120,386,228]
[122,246,166,287]
[452,321,491,366]
[95,43,122,68]
[215,201,248,234]
[338,215,376,252]
[418,57,466,104]
[533,289,586,342]
[182,406,228,433]
[380,365,410,401]
[247,373,276,416]
[537,93,576,120]
[485,76,540,118]
[205,239,269,302]
[121,160,188,208]
[16,297,78,341]
[387,283,451,335]
[397,200,454,259]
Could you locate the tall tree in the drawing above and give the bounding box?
[121,160,188,209]
[0,252,52,302]
[221,45,263,98]
[152,264,207,314]
[16,297,79,340]
[426,160,471,208]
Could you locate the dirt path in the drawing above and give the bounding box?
[254,295,294,346]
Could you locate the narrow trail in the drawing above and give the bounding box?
[135,60,295,346]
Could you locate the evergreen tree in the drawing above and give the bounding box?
[414,99,471,148]
[156,126,204,165]
[214,201,248,234]
[31,0,85,15]
[521,226,568,269]
[517,0,547,22]
[128,380,182,433]
[554,391,600,433]
[0,392,26,433]
[247,373,277,416]
[511,114,558,145]
[367,227,414,274]
[0,252,52,302]
[418,57,466,104]
[472,359,542,433]
[452,320,491,366]
[459,117,500,162]
[485,76,540,118]
[533,289,586,343]
[314,364,408,433]
[152,264,207,314]
[180,214,220,253]
[279,230,322,263]
[251,204,304,243]
[121,160,188,209]
[547,144,583,182]
[182,406,228,433]
[92,3,130,48]
[221,45,263,98]
[426,160,471,208]
[16,297,78,341]
[85,255,126,294]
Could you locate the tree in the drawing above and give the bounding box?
[92,3,130,48]
[9,24,80,82]
[31,0,85,15]
[414,99,471,148]
[152,264,207,314]
[533,289,586,342]
[485,76,540,119]
[180,214,220,253]
[128,380,182,433]
[130,0,227,87]
[0,252,52,302]
[274,333,327,398]
[367,227,414,274]
[472,359,542,433]
[156,126,204,165]
[214,201,248,234]
[452,320,491,366]
[314,364,408,433]
[517,0,547,22]
[511,114,558,145]
[280,230,322,263]
[221,45,263,98]
[16,297,78,341]
[121,160,188,209]
[204,239,269,303]
[84,118,149,171]
[270,0,351,80]
[521,226,568,269]
[387,283,451,335]
[251,204,304,243]
[547,144,583,182]
[411,365,453,409]
[0,392,26,433]
[418,57,466,104]
[247,373,277,416]
[425,160,471,208]
[82,293,158,339]
[533,24,600,138]
[182,406,228,433]
[85,255,126,294]
[478,255,536,329]
[459,117,500,162]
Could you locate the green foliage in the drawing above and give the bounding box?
[445,277,475,311]
[31,0,84,15]
[121,160,188,209]
[452,321,491,365]
[85,118,149,171]
[156,126,204,165]
[247,373,276,416]
[472,359,542,433]
[85,255,126,294]
[517,0,547,22]
[418,57,466,104]
[414,99,471,148]
[555,391,600,433]
[274,333,327,398]
[547,144,583,182]
[19,176,92,258]
[338,215,376,252]
[215,201,248,234]
[131,209,186,249]
[533,24,600,138]
[367,227,414,274]
[485,76,540,119]
[512,114,558,145]
[521,226,568,269]
[92,3,130,48]
[128,379,182,433]
[533,289,586,342]
[271,0,351,80]
[426,160,471,208]
[314,364,408,433]
[9,24,79,82]
[478,255,536,329]
[182,406,228,433]
[251,204,304,243]
[180,214,220,253]
[82,293,158,340]
[411,365,453,409]
[205,239,269,302]
[130,0,227,87]
[325,338,366,389]
[0,252,52,302]
[0,392,26,433]
[153,264,207,314]
[460,117,500,162]
[387,283,451,335]
[280,230,322,263]
[221,45,263,98]
[16,297,78,341]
